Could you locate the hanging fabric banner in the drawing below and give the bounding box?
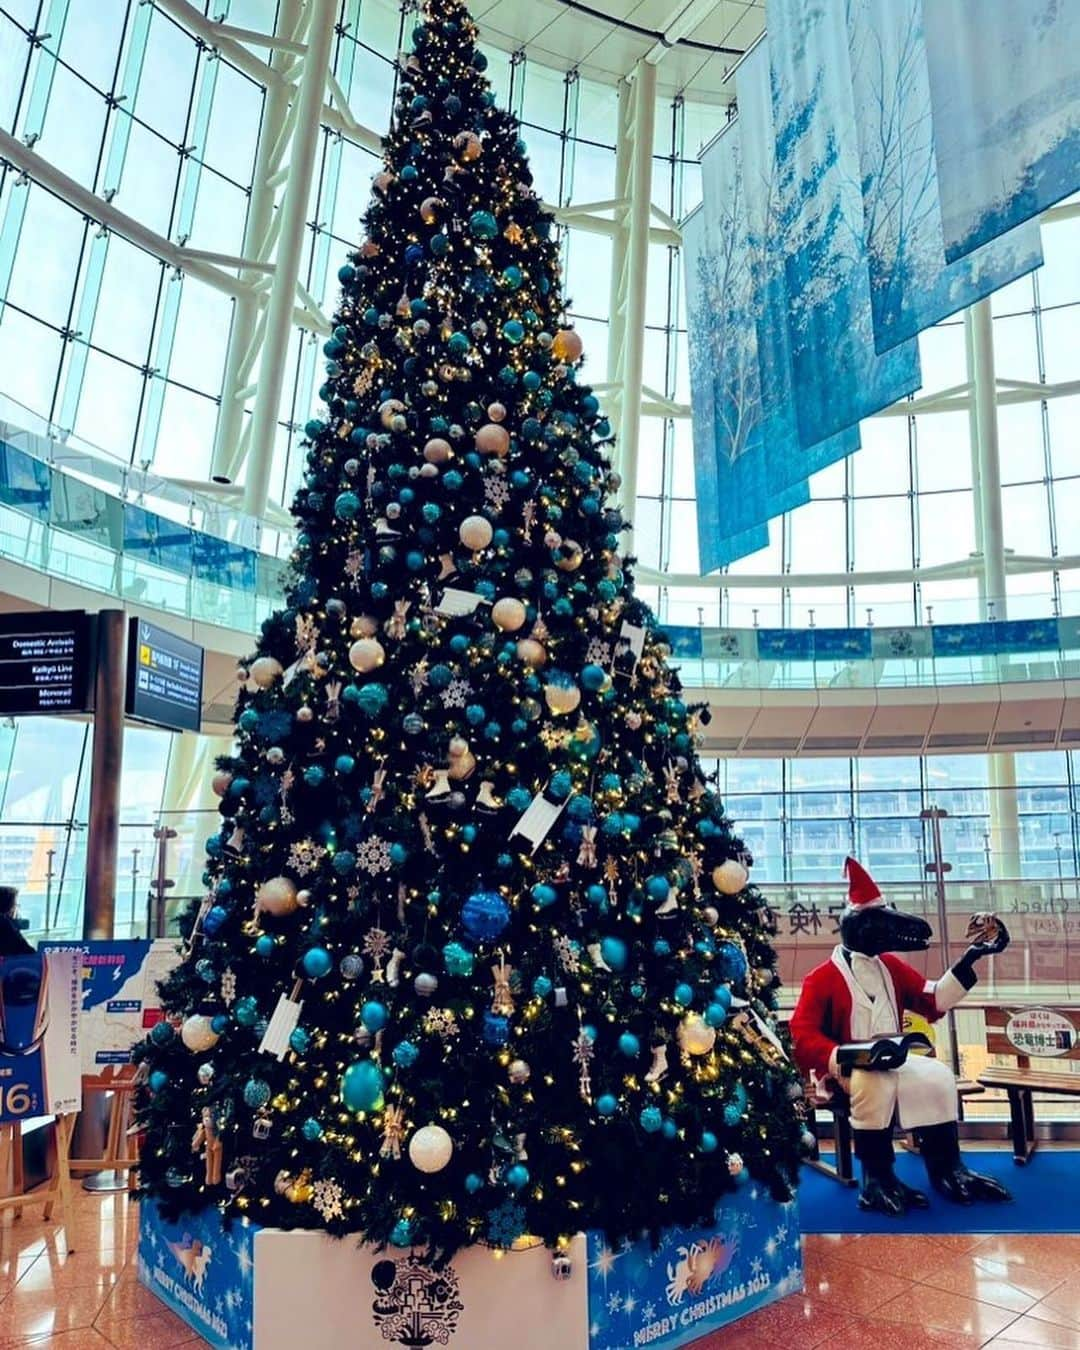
[923,0,1080,262]
[768,0,921,445]
[683,44,856,572]
[846,0,1043,353]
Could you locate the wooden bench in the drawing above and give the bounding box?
[977,1006,1080,1164]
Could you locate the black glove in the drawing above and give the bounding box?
[952,918,1010,989]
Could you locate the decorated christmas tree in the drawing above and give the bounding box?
[136,0,803,1260]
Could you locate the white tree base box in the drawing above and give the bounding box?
[138,1185,801,1350]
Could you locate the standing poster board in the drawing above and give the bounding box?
[0,948,82,1122]
[41,938,179,1072]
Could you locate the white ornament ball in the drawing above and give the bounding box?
[249,656,283,688]
[475,423,510,457]
[349,638,385,673]
[211,770,233,797]
[414,972,439,997]
[677,1014,717,1058]
[256,876,299,917]
[727,1152,744,1177]
[508,1059,531,1084]
[296,704,314,723]
[516,638,547,668]
[460,515,493,550]
[408,1123,454,1173]
[492,597,527,632]
[423,437,452,464]
[701,905,720,927]
[712,860,749,895]
[487,402,507,423]
[197,1062,215,1085]
[181,1014,220,1053]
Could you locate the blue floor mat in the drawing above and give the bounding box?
[798,1148,1080,1234]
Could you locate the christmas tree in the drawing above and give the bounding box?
[136,0,803,1260]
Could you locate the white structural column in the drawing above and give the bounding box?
[211,0,306,485]
[606,59,657,526]
[966,296,1021,880]
[243,0,337,520]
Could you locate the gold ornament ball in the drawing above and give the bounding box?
[211,769,233,797]
[492,597,527,632]
[712,860,749,895]
[349,638,385,673]
[420,196,443,225]
[544,682,582,716]
[555,540,583,572]
[373,170,394,195]
[460,515,493,550]
[508,1059,531,1084]
[454,130,482,162]
[677,1014,717,1057]
[423,437,453,464]
[181,1014,220,1053]
[249,656,283,688]
[408,1123,454,1173]
[256,876,300,917]
[552,328,583,362]
[487,402,507,422]
[475,423,510,457]
[516,637,547,668]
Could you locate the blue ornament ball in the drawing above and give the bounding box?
[600,936,628,971]
[700,1131,719,1153]
[334,491,360,520]
[483,1011,509,1045]
[461,890,510,940]
[662,1118,678,1140]
[581,663,606,691]
[302,1117,323,1141]
[289,1027,310,1054]
[640,1106,663,1134]
[531,883,558,909]
[464,1172,484,1194]
[341,1059,384,1112]
[390,1218,413,1247]
[705,1002,728,1028]
[618,1032,640,1058]
[361,1001,388,1033]
[255,934,275,958]
[235,996,258,1027]
[302,947,332,979]
[505,1163,529,1190]
[203,905,228,936]
[596,1093,618,1117]
[645,874,670,903]
[712,984,734,1012]
[715,943,748,984]
[673,982,694,1007]
[532,975,553,999]
[443,941,475,977]
[149,1069,169,1093]
[243,1077,271,1109]
[392,1040,419,1068]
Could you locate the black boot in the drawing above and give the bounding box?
[853,1128,929,1215]
[915,1121,1011,1204]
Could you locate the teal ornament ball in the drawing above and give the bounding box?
[712,984,733,1012]
[581,663,606,691]
[334,491,360,520]
[443,941,475,977]
[469,209,498,239]
[640,1106,663,1134]
[532,975,552,998]
[531,883,557,909]
[596,1093,618,1117]
[392,1040,419,1068]
[149,1070,168,1093]
[600,936,628,971]
[255,934,275,958]
[342,1059,385,1112]
[502,319,525,344]
[645,874,670,903]
[701,1130,719,1153]
[361,1001,388,1032]
[674,982,694,1006]
[465,1172,484,1194]
[301,1117,323,1141]
[617,1032,640,1058]
[150,1021,174,1046]
[705,1001,728,1028]
[302,947,332,979]
[662,1118,678,1140]
[235,996,258,1027]
[243,1078,271,1109]
[390,1218,414,1247]
[289,1027,310,1054]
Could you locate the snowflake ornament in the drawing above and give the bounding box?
[287,838,326,877]
[440,677,471,709]
[423,1007,460,1040]
[483,472,511,514]
[486,1199,527,1248]
[357,835,392,875]
[553,934,580,974]
[311,1178,345,1221]
[585,637,612,666]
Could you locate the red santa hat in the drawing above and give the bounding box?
[844,856,885,911]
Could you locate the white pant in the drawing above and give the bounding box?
[849,1056,958,1131]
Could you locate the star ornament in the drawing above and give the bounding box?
[504,221,524,245]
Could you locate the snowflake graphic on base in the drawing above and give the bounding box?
[440,677,471,708]
[356,835,392,875]
[422,1007,459,1040]
[287,838,326,876]
[642,1301,656,1323]
[311,1178,344,1221]
[607,1292,623,1314]
[585,637,612,666]
[486,1199,527,1248]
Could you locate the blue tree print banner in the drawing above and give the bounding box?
[768,0,921,446]
[923,0,1080,262]
[846,0,1042,353]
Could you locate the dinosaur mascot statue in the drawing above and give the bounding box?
[790,857,1011,1215]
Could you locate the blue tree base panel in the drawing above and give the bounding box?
[138,1185,801,1350]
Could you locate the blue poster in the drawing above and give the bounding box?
[768,0,921,445]
[0,442,50,519]
[924,1,1080,262]
[123,504,194,575]
[846,0,1042,352]
[586,1188,801,1349]
[139,1199,256,1350]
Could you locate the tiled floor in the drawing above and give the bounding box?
[3,1189,1080,1347]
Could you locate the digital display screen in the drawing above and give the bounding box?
[0,610,92,715]
[126,618,204,733]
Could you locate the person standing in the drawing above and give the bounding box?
[0,887,34,955]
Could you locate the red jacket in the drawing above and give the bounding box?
[790,952,943,1082]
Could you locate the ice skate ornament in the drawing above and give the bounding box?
[644,1041,669,1084]
[386,948,406,988]
[791,856,1011,1217]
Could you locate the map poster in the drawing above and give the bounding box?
[41,939,179,1072]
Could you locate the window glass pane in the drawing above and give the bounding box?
[0,307,63,416]
[72,348,144,457]
[38,63,109,186]
[6,187,84,329]
[168,282,233,396]
[915,411,972,492]
[91,237,162,366]
[136,11,198,142]
[151,382,218,477]
[57,0,128,91]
